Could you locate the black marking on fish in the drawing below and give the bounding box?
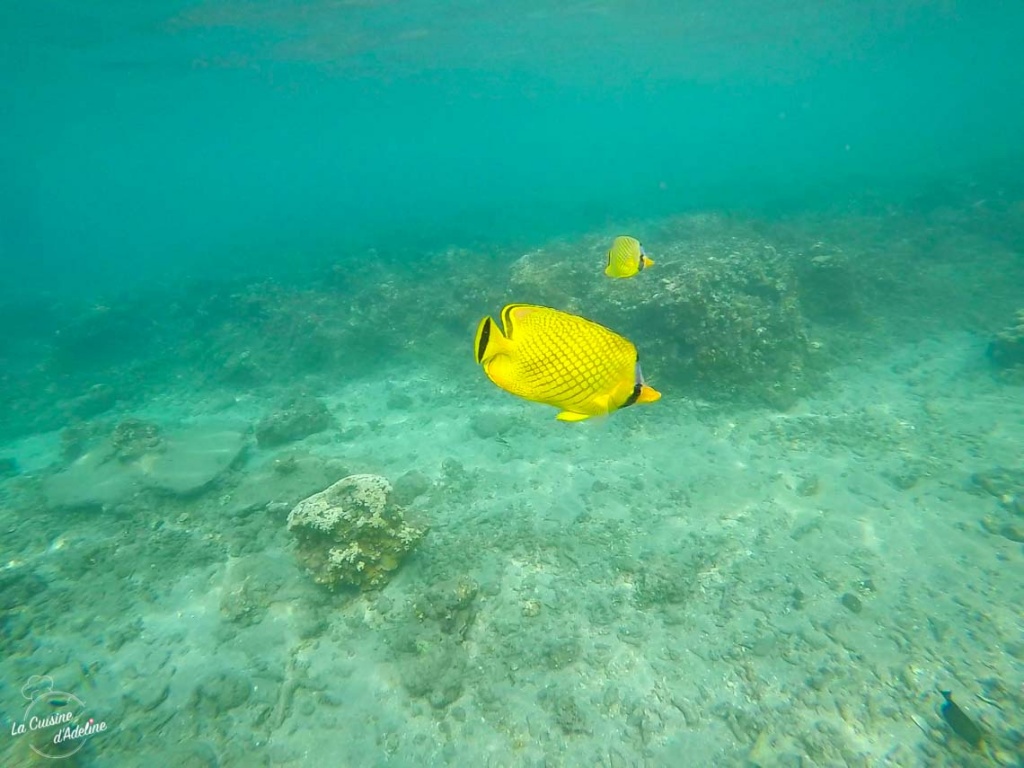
[476,318,492,364]
[621,382,643,409]
[621,356,644,409]
[501,305,520,340]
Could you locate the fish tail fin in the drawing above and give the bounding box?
[636,384,661,404]
[642,254,655,268]
[474,316,509,365]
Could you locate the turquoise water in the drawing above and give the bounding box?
[4,2,1023,297]
[2,2,1024,767]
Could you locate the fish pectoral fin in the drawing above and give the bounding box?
[556,411,591,422]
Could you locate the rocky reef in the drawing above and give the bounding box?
[509,215,817,405]
[635,235,812,405]
[287,474,424,590]
[4,202,1020,447]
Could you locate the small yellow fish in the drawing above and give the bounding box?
[474,304,661,421]
[604,236,654,278]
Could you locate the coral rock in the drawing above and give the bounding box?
[111,418,164,462]
[287,474,424,590]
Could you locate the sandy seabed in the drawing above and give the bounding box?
[1,209,1022,768]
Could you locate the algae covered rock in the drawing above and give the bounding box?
[392,578,479,709]
[255,395,334,448]
[111,418,164,462]
[287,474,424,590]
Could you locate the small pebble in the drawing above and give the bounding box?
[840,592,863,613]
[796,475,820,496]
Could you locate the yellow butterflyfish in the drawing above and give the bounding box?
[473,304,661,421]
[604,236,654,279]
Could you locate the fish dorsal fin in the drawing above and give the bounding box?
[500,304,545,340]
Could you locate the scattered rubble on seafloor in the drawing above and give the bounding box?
[987,309,1024,376]
[972,467,1024,543]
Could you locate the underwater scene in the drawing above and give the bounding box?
[2,1,1024,766]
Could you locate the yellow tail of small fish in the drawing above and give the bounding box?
[636,384,661,404]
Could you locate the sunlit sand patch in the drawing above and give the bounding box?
[857,517,882,552]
